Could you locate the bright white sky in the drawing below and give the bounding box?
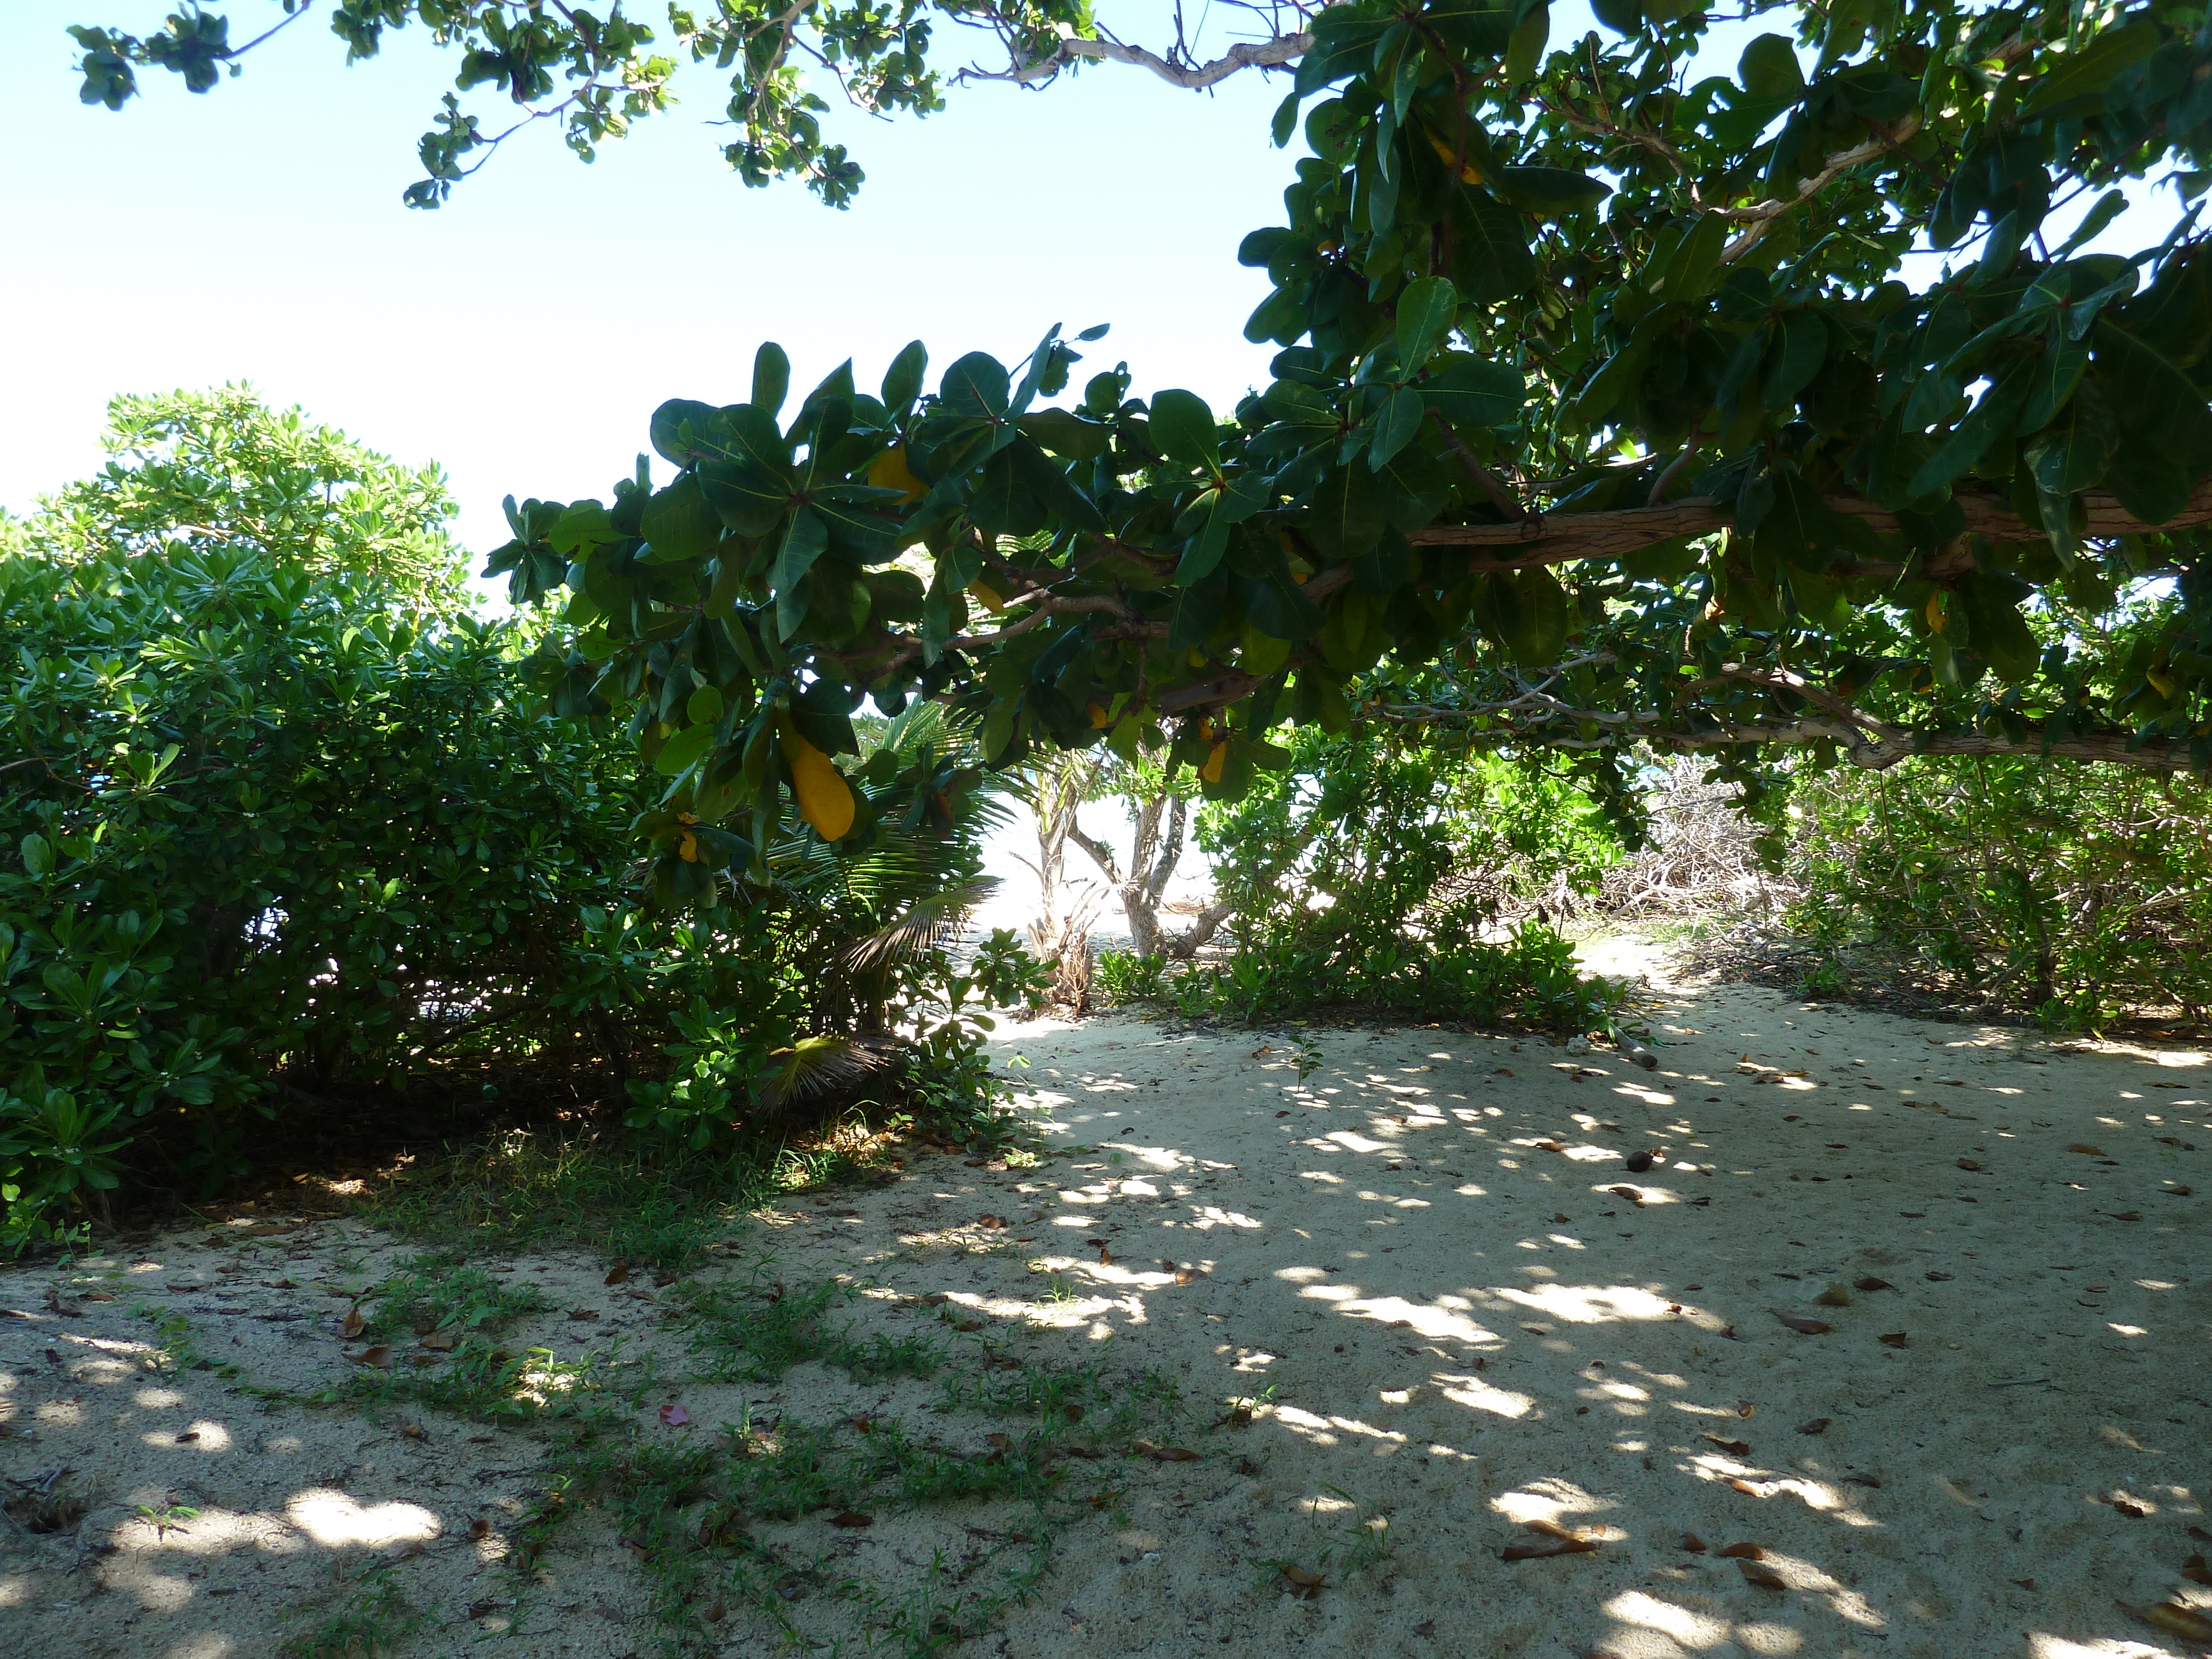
[2,1,2187,572]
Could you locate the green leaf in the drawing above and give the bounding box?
[2020,20,2159,118]
[1149,389,1220,469]
[1738,32,1803,101]
[941,353,1011,421]
[1448,187,1539,302]
[880,341,927,414]
[639,476,720,565]
[1752,464,1837,570]
[1394,275,1461,366]
[1369,388,1428,466]
[2017,332,2089,433]
[1418,354,1524,429]
[1655,212,1729,302]
[1504,5,1548,83]
[1491,165,1610,215]
[655,722,717,777]
[752,342,791,416]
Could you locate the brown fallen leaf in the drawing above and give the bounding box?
[2191,1525,2211,1542]
[1702,1434,1752,1457]
[1718,1542,1766,1559]
[1681,1533,1708,1552]
[604,1261,632,1285]
[1852,1276,1893,1292]
[468,1517,493,1541]
[1726,1478,1762,1495]
[176,1429,200,1443]
[1413,1620,1436,1639]
[1957,1159,1981,1171]
[1174,1269,1197,1285]
[342,1305,366,1339]
[985,1432,1010,1451]
[1502,1520,1600,1561]
[951,1319,983,1332]
[1736,1401,1756,1418]
[419,1331,457,1352]
[2067,1143,2105,1156]
[83,1290,116,1301]
[1796,1418,1830,1436]
[260,1280,297,1291]
[1135,1441,1201,1462]
[2130,1601,2212,1644]
[567,1308,598,1321]
[2180,1553,2212,1587]
[1771,1310,1830,1335]
[1738,1559,1790,1590]
[1217,1405,1253,1428]
[2166,1183,2194,1196]
[2112,1497,2150,1518]
[830,1511,874,1529]
[1280,1563,1325,1598]
[1879,1332,1910,1348]
[1608,1185,1644,1203]
[2107,1210,2143,1222]
[1098,1248,1113,1266]
[977,1215,1006,1229]
[353,1345,391,1368]
[1063,1404,1084,1423]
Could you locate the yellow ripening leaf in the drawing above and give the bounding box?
[969,580,1005,613]
[1926,593,1947,633]
[1201,740,1228,784]
[777,716,856,841]
[867,444,927,504]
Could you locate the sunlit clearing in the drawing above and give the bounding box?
[2028,1637,2180,1658]
[142,1421,232,1452]
[284,1490,440,1548]
[1433,1380,1540,1425]
[1603,1588,1731,1649]
[1736,1622,1805,1654]
[1495,1282,1677,1323]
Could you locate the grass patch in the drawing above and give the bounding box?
[362,1127,897,1270]
[363,1251,555,1341]
[280,1561,427,1659]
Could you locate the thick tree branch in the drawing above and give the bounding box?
[1406,476,2212,571]
[964,27,1312,90]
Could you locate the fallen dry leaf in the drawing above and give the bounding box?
[1736,1401,1756,1418]
[604,1262,632,1285]
[1796,1418,1830,1436]
[341,1305,366,1339]
[419,1331,457,1352]
[977,1214,1006,1229]
[1681,1533,1708,1552]
[83,1291,116,1302]
[2112,1497,2151,1518]
[1853,1276,1893,1292]
[400,1423,426,1440]
[2131,1601,2212,1644]
[2066,1143,2105,1156]
[1702,1434,1752,1457]
[567,1308,598,1321]
[1173,1268,1197,1285]
[1718,1542,1766,1560]
[830,1511,874,1529]
[2180,1553,2212,1587]
[1771,1310,1830,1335]
[469,1517,493,1541]
[1135,1440,1201,1463]
[1879,1332,1910,1349]
[1726,1478,1762,1495]
[659,1403,691,1428]
[1607,1185,1644,1202]
[1738,1559,1790,1590]
[353,1345,390,1368]
[1217,1405,1253,1427]
[1280,1563,1325,1598]
[1501,1520,1600,1562]
[951,1318,983,1332]
[1957,1159,1981,1172]
[1097,1248,1113,1266]
[984,1432,1010,1451]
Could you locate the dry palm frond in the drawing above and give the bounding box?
[836,878,998,974]
[758,1033,902,1111]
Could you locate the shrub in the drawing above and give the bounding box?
[1,392,1037,1249]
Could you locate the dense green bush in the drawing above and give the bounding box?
[1781,758,2212,1029]
[1095,724,1628,1029]
[1,392,1036,1250]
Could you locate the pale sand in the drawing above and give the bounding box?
[2,938,2205,1658]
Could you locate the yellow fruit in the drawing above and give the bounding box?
[867,445,927,505]
[1201,740,1228,784]
[969,579,1005,613]
[777,716,855,841]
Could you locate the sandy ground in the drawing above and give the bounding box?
[2,937,2207,1659]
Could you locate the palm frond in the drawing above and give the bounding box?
[836,878,999,974]
[757,1033,902,1111]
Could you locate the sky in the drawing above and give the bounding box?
[3,2,2190,573]
[1,2,1299,559]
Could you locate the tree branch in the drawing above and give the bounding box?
[962,27,1313,90]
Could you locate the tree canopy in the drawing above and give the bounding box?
[65,1,2212,888]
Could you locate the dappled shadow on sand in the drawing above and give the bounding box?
[3,968,2207,1657]
[916,977,2208,1656]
